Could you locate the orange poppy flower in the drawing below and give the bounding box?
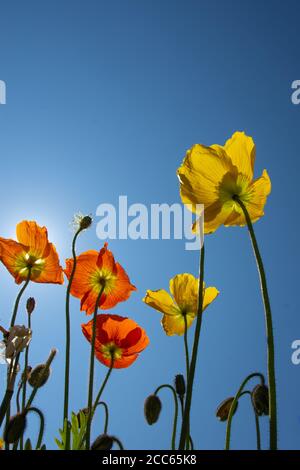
[0,221,64,284]
[64,243,136,315]
[82,314,149,368]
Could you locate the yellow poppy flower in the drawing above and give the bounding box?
[143,273,219,336]
[177,131,271,234]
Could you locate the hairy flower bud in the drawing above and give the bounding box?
[174,374,186,399]
[91,434,114,450]
[26,297,36,315]
[216,397,238,422]
[28,364,51,388]
[144,394,162,425]
[4,413,27,443]
[251,384,269,416]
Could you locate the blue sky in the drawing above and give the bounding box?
[0,0,299,450]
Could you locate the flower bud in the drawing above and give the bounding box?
[174,374,186,399]
[144,394,162,425]
[4,412,27,443]
[251,384,269,416]
[216,397,238,422]
[80,215,93,230]
[26,298,36,315]
[91,434,114,450]
[28,364,51,388]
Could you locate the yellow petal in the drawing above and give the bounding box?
[143,289,178,316]
[161,312,195,336]
[177,144,234,212]
[223,131,256,180]
[203,287,220,311]
[169,273,199,314]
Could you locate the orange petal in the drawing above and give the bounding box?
[34,243,64,284]
[16,221,49,258]
[0,238,27,284]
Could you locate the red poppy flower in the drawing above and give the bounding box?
[0,221,64,284]
[64,243,136,315]
[82,314,149,369]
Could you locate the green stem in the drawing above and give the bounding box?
[234,195,277,450]
[225,372,264,450]
[21,312,31,450]
[178,243,205,450]
[96,401,109,434]
[10,269,31,328]
[183,314,190,379]
[64,228,82,427]
[183,313,190,450]
[254,409,261,450]
[91,361,114,420]
[112,437,124,450]
[26,407,45,449]
[85,285,105,450]
[238,390,261,450]
[16,382,22,413]
[155,384,178,451]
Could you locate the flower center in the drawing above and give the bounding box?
[90,268,117,294]
[219,173,252,208]
[101,342,122,361]
[15,251,45,279]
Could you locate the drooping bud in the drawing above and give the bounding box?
[174,374,186,399]
[216,397,238,422]
[4,412,27,443]
[26,298,36,315]
[251,384,269,416]
[144,394,162,425]
[91,434,114,450]
[28,364,51,388]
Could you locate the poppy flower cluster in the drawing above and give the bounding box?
[0,130,275,452]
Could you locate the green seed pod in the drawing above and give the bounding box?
[4,413,27,443]
[174,374,186,399]
[216,397,238,422]
[251,384,269,416]
[28,364,51,388]
[144,394,162,425]
[26,297,36,315]
[91,434,114,450]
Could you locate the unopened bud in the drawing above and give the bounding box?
[80,215,93,230]
[144,394,162,425]
[91,434,113,450]
[26,298,36,315]
[4,412,27,443]
[28,364,51,388]
[216,397,238,422]
[174,374,186,399]
[251,384,269,416]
